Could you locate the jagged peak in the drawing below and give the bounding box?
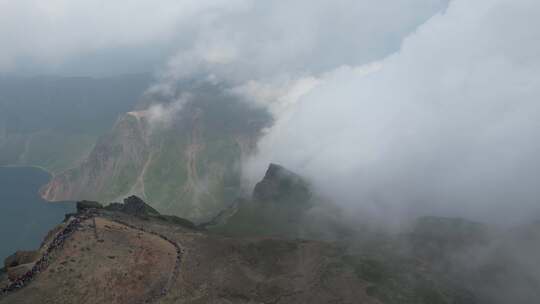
[121,195,160,216]
[252,163,311,204]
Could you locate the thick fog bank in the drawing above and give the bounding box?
[244,0,540,226]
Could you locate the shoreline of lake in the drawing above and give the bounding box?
[0,166,75,262]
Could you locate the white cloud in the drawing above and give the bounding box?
[145,95,189,130]
[244,0,540,225]
[0,0,248,73]
[153,0,447,87]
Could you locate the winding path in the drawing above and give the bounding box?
[0,212,93,296]
[111,218,183,303]
[1,212,183,304]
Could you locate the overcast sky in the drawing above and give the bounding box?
[0,0,446,76]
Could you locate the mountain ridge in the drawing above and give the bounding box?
[0,194,379,304]
[41,85,272,222]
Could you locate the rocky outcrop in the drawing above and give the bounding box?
[210,164,325,238]
[118,195,159,216]
[76,201,103,212]
[101,196,197,229]
[253,163,311,204]
[5,265,32,282]
[3,251,39,282]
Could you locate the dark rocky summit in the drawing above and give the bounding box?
[208,164,318,238]
[114,195,160,216]
[76,200,103,213]
[253,163,311,204]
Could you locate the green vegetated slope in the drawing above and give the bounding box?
[43,83,272,222]
[41,113,150,201]
[143,91,257,220]
[0,74,151,173]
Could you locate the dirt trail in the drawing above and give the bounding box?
[0,212,93,296]
[110,219,183,303]
[1,213,183,304]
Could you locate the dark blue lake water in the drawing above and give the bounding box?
[0,166,74,263]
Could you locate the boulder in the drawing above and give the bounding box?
[122,196,160,216]
[7,263,33,281]
[4,251,39,269]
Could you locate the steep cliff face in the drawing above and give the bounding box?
[41,113,150,202]
[42,85,271,222]
[253,163,312,204]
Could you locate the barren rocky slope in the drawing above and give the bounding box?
[0,197,379,304]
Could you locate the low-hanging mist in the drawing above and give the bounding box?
[244,0,540,226]
[0,0,446,75]
[138,0,540,226]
